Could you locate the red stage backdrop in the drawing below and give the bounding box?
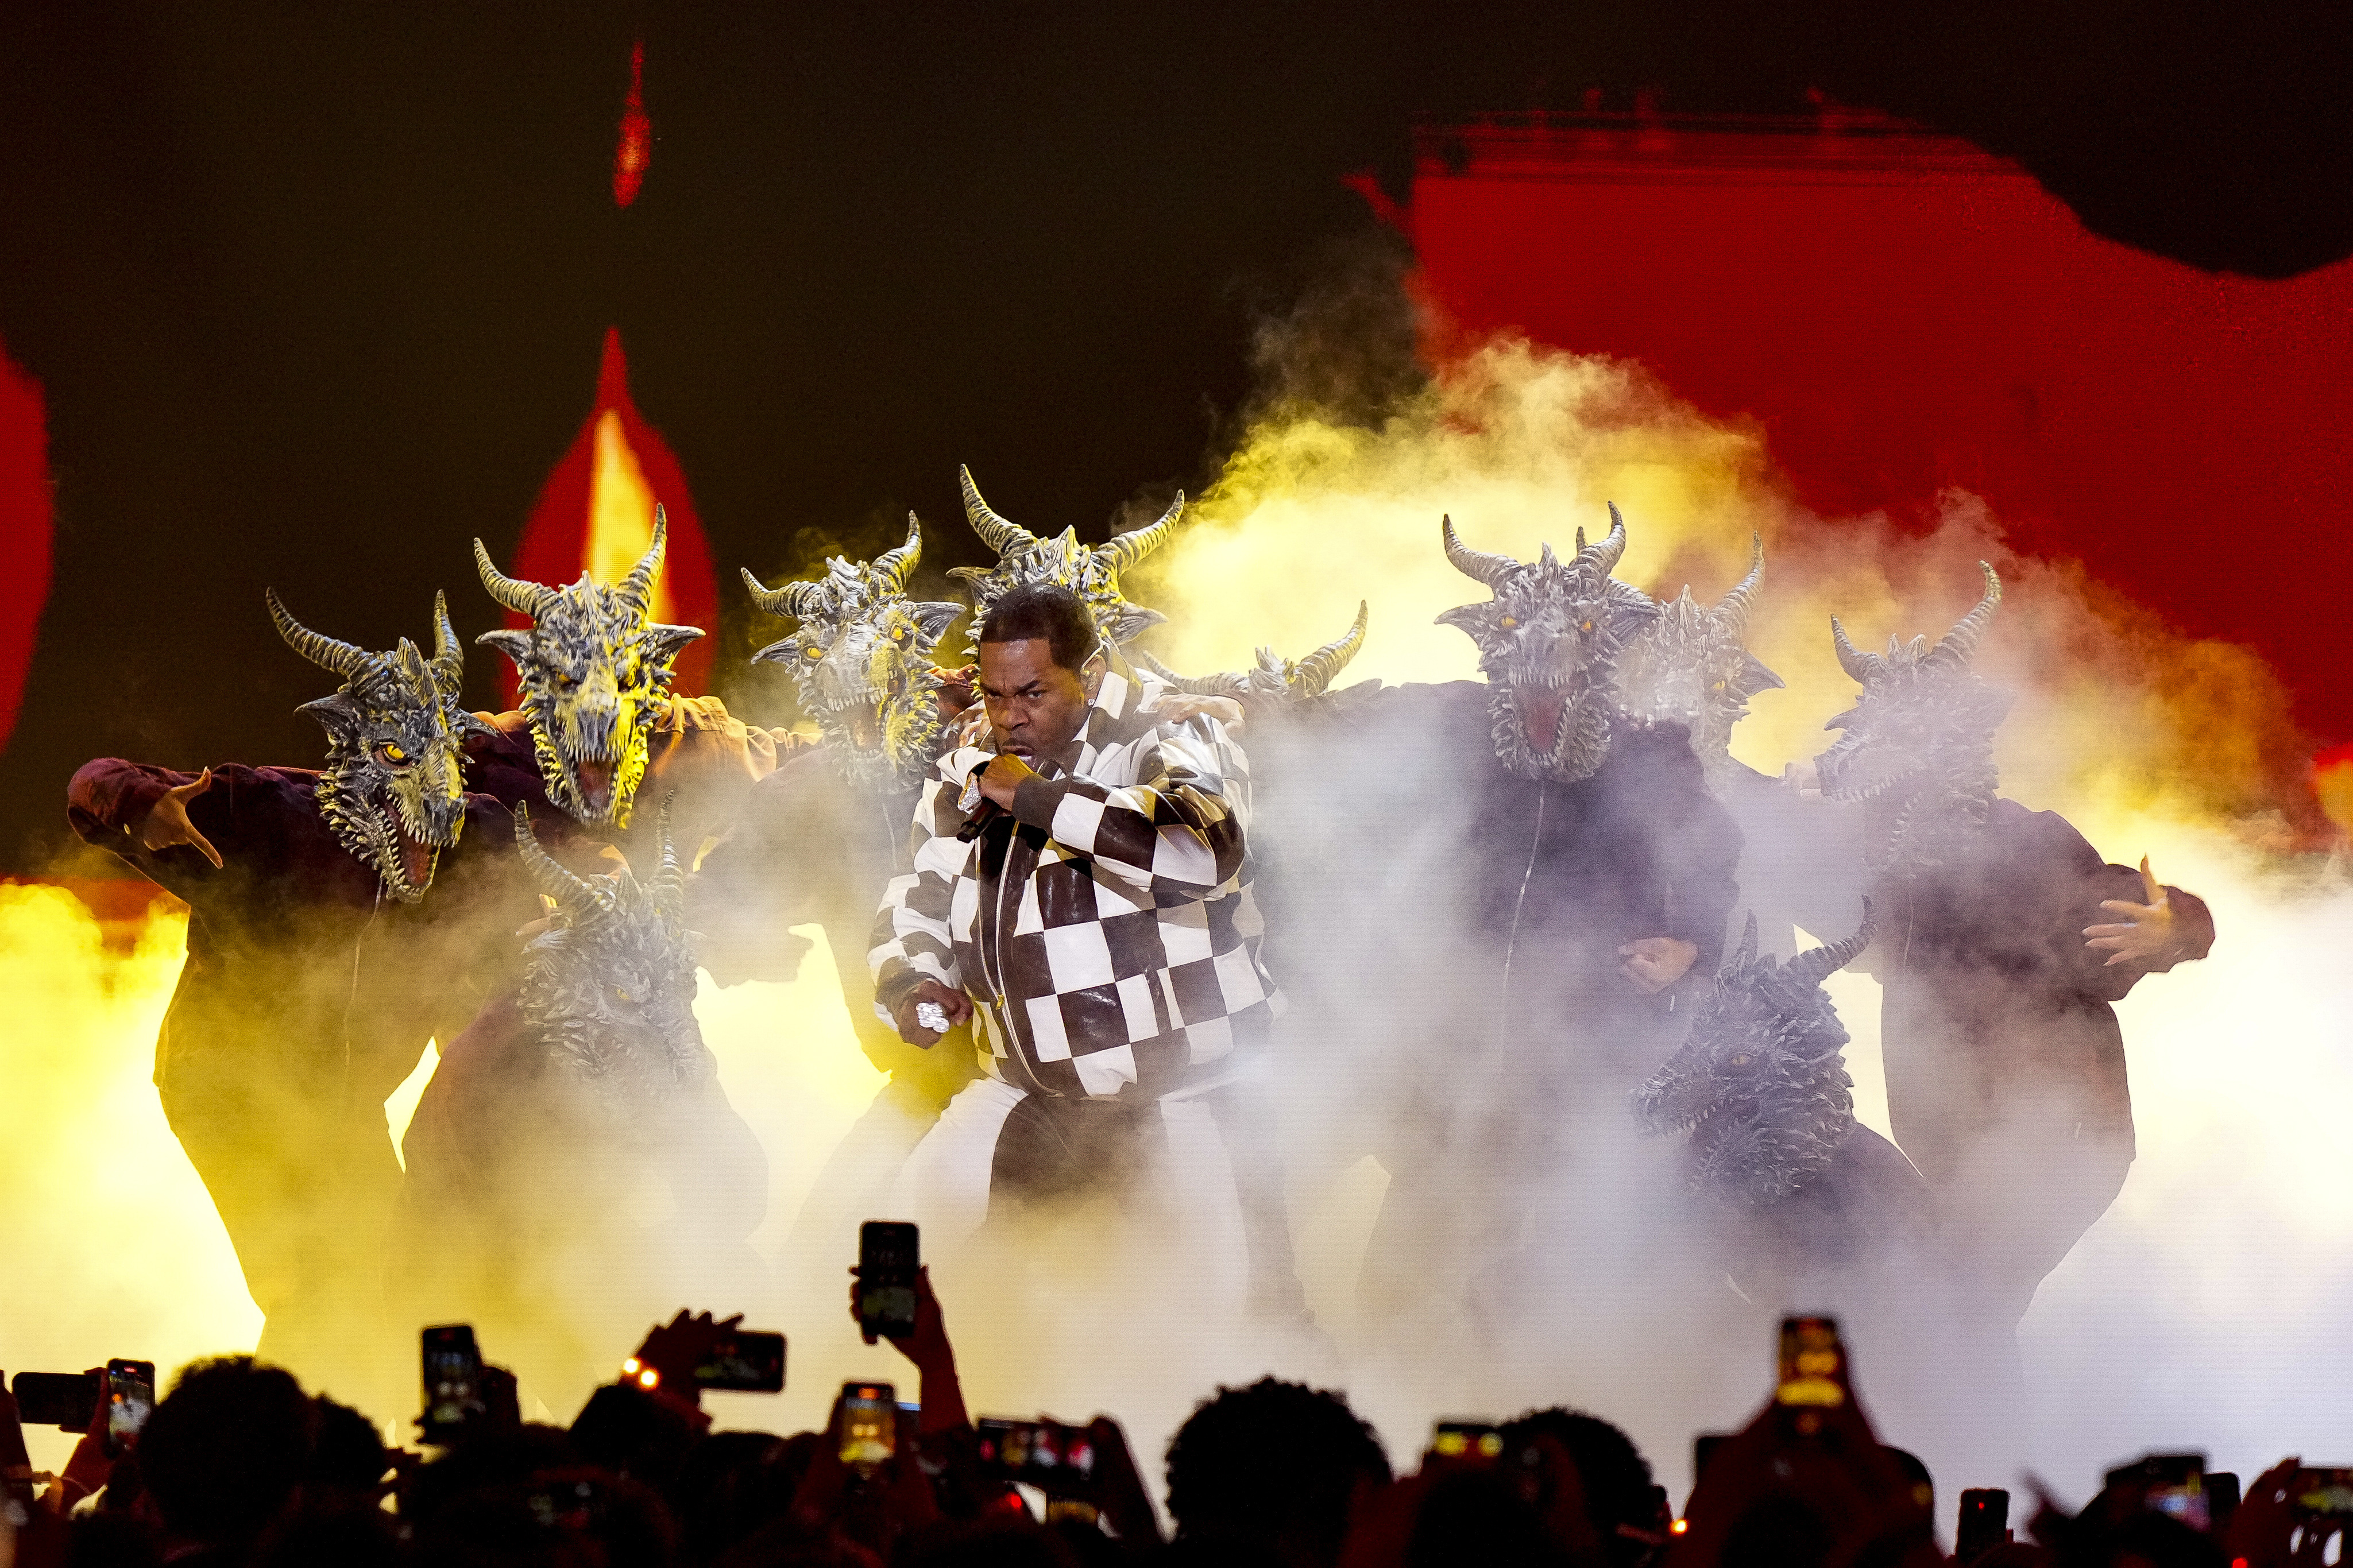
[500,327,718,707]
[1385,113,2353,751]
[0,334,51,756]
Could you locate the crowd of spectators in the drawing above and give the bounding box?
[2,1273,2335,1568]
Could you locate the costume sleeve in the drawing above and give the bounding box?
[67,757,181,843]
[2016,808,2215,1001]
[644,695,783,847]
[2077,861,2216,995]
[461,712,552,810]
[869,774,972,1017]
[64,760,296,903]
[1004,721,1247,901]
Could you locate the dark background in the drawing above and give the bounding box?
[3,1,2347,873]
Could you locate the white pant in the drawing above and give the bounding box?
[887,1077,1251,1291]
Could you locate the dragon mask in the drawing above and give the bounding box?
[512,799,712,1123]
[1633,905,1876,1205]
[1616,535,1785,791]
[1436,506,1656,784]
[742,514,961,787]
[1814,563,2012,876]
[473,509,704,830]
[948,465,1180,655]
[268,587,474,904]
[1134,602,1370,707]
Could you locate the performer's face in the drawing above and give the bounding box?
[977,638,1092,761]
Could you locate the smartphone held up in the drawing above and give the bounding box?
[105,1360,154,1458]
[859,1221,919,1341]
[7,1356,154,1459]
[693,1329,787,1394]
[976,1418,1099,1495]
[1429,1422,1506,1464]
[9,1370,98,1433]
[839,1381,898,1468]
[420,1325,489,1445]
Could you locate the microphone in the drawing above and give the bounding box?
[954,756,1006,843]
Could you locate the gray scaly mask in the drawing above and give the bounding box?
[948,465,1180,655]
[473,508,705,830]
[1633,906,1876,1205]
[1135,602,1369,707]
[268,587,475,904]
[512,799,712,1125]
[742,514,961,788]
[1814,563,2012,877]
[1616,535,1784,792]
[1435,506,1656,784]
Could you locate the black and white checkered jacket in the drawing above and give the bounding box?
[868,663,1283,1101]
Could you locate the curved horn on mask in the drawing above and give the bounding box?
[1786,898,1877,990]
[1289,601,1370,696]
[1716,533,1765,634]
[959,466,1040,557]
[1134,649,1242,697]
[511,803,598,909]
[474,539,558,617]
[615,505,668,618]
[739,566,830,622]
[1718,909,1761,980]
[871,512,924,595]
[1577,502,1629,578]
[1927,560,2003,669]
[647,793,685,911]
[428,590,465,695]
[265,588,376,679]
[1830,617,1884,682]
[1440,514,1517,586]
[1098,491,1184,576]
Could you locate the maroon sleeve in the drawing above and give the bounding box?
[462,711,554,812]
[65,757,185,843]
[65,761,326,903]
[2150,884,2215,970]
[2022,807,2215,999]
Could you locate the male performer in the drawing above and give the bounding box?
[65,591,528,1404]
[1809,564,2213,1338]
[869,582,1307,1319]
[1304,510,1743,1335]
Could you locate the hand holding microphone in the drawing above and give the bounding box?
[955,753,1034,841]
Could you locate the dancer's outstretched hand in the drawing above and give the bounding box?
[137,768,223,869]
[2084,857,2178,967]
[1620,936,1699,994]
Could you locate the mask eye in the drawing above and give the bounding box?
[1729,1054,1752,1067]
[1580,620,1595,632]
[803,645,824,661]
[1498,615,1519,630]
[385,744,407,762]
